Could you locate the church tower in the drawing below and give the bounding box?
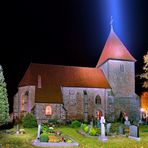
[96,24,136,97]
[96,21,140,121]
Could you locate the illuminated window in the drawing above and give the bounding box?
[45,106,52,115]
[38,75,42,88]
[21,95,25,111]
[95,95,101,105]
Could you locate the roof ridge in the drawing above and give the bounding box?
[30,63,96,69]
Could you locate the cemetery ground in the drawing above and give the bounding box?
[0,125,148,148]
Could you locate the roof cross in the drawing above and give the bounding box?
[110,16,114,30]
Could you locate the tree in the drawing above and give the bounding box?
[141,92,148,123]
[0,65,9,125]
[139,52,148,123]
[139,52,148,88]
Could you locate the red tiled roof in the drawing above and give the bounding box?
[19,63,110,103]
[96,28,136,67]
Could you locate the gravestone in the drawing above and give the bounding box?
[88,124,92,134]
[124,116,131,127]
[106,123,111,134]
[128,125,140,141]
[98,116,108,142]
[37,124,41,139]
[90,121,93,127]
[119,126,124,135]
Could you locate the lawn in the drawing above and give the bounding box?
[0,125,148,148]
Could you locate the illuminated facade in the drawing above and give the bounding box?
[13,27,140,123]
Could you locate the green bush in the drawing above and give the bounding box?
[89,127,97,136]
[48,119,58,125]
[81,123,88,131]
[110,122,120,134]
[117,112,125,123]
[22,113,37,128]
[41,123,49,133]
[96,128,101,135]
[71,120,81,128]
[40,133,49,142]
[84,126,89,133]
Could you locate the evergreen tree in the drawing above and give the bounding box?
[0,65,9,125]
[139,52,148,89]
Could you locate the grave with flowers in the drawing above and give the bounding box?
[32,123,79,147]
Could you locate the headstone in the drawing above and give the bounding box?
[119,126,124,135]
[124,116,131,127]
[16,124,20,134]
[37,124,41,139]
[90,121,93,127]
[128,125,140,141]
[106,123,111,134]
[88,124,92,134]
[98,116,108,142]
[90,117,94,127]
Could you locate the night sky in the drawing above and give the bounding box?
[1,0,148,112]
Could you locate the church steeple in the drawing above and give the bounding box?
[96,19,136,67]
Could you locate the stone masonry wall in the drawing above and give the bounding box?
[100,60,135,97]
[106,95,140,122]
[35,103,65,123]
[13,86,35,117]
[62,87,108,121]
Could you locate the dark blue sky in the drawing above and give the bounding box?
[1,0,148,112]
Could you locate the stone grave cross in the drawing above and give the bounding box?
[98,116,108,142]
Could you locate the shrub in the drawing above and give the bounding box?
[89,127,97,136]
[48,119,58,125]
[22,113,37,128]
[81,123,87,130]
[84,126,89,133]
[96,128,101,135]
[71,120,81,128]
[41,124,49,133]
[19,129,26,134]
[49,127,54,133]
[40,133,49,142]
[117,112,125,123]
[110,122,120,134]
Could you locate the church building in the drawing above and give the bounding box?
[13,25,140,123]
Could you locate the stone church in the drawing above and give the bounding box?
[13,26,140,123]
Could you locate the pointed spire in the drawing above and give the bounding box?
[96,20,136,67]
[110,16,114,31]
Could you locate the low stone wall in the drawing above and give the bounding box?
[32,139,79,147]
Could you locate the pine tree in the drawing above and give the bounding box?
[140,52,148,89]
[0,65,9,125]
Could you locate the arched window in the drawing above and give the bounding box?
[45,106,52,115]
[95,95,101,105]
[120,64,124,72]
[21,95,25,112]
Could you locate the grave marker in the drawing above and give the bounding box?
[129,125,140,141]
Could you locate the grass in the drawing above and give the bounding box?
[0,125,148,148]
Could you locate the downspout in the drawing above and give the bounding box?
[62,104,68,121]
